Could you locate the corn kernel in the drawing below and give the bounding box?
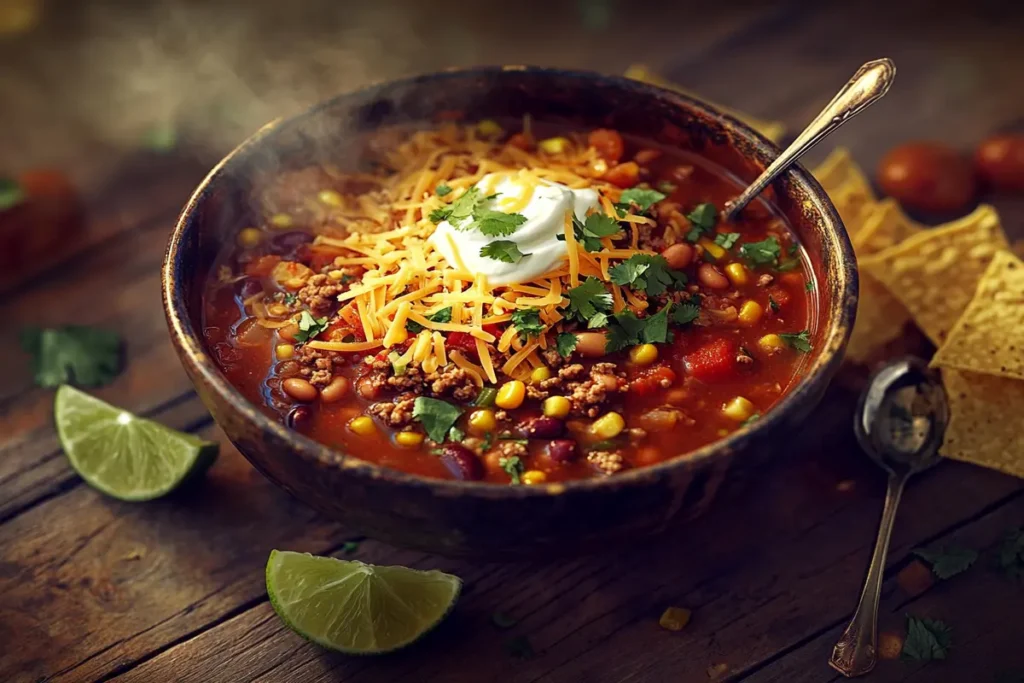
[495,380,526,410]
[530,366,551,384]
[349,416,376,435]
[395,431,424,448]
[477,119,504,137]
[722,396,756,422]
[236,227,263,248]
[725,262,749,286]
[758,333,784,353]
[468,409,496,435]
[591,412,625,439]
[737,300,764,326]
[538,137,570,154]
[658,606,692,632]
[522,470,547,485]
[543,395,572,419]
[699,237,726,260]
[276,344,295,360]
[270,213,293,228]
[327,269,345,281]
[318,189,343,207]
[628,343,658,366]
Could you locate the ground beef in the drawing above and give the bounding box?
[568,362,627,417]
[367,393,417,428]
[386,364,427,393]
[758,273,774,287]
[541,346,568,369]
[526,363,587,400]
[495,440,528,461]
[297,346,345,387]
[296,274,348,315]
[424,366,478,401]
[587,450,625,475]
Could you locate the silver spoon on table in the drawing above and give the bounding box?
[829,357,949,677]
[723,58,896,221]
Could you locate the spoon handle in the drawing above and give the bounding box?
[724,58,896,221]
[829,471,907,677]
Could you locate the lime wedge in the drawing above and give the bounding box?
[54,385,218,501]
[266,550,461,654]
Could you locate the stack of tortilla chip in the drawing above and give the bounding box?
[812,148,1023,478]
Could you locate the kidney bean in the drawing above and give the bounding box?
[574,331,608,357]
[697,263,729,289]
[546,440,578,464]
[661,243,694,270]
[286,406,313,430]
[877,142,976,213]
[523,416,565,439]
[437,444,484,481]
[974,134,1024,192]
[267,231,314,259]
[283,377,318,402]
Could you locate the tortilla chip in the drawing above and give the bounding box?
[845,273,912,364]
[853,198,926,256]
[624,65,786,144]
[940,369,1024,478]
[859,204,1009,345]
[812,148,877,236]
[931,250,1024,380]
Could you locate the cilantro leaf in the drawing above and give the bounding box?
[341,540,361,554]
[407,306,452,334]
[282,292,298,306]
[997,527,1024,580]
[714,232,740,250]
[605,306,673,353]
[739,236,782,267]
[563,277,613,325]
[499,455,525,485]
[20,326,122,388]
[429,206,451,223]
[913,545,978,580]
[0,178,26,211]
[556,332,578,358]
[779,330,812,353]
[294,310,330,345]
[480,240,528,263]
[587,312,608,329]
[609,254,687,296]
[412,397,463,443]
[805,281,814,292]
[901,615,952,661]
[640,306,671,343]
[561,213,622,252]
[672,302,700,325]
[511,308,545,341]
[685,202,718,242]
[474,210,527,237]
[435,183,452,197]
[448,425,465,443]
[619,188,666,212]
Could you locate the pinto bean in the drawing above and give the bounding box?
[575,332,608,358]
[356,375,381,400]
[437,444,485,481]
[283,378,317,402]
[661,243,694,270]
[320,376,350,403]
[697,263,729,289]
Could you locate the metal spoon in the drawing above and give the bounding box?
[829,357,949,677]
[723,58,896,221]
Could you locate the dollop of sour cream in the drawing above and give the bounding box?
[430,171,600,286]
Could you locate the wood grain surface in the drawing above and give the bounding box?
[2,1,1022,681]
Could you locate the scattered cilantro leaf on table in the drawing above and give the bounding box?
[511,308,545,340]
[997,527,1024,580]
[901,615,952,661]
[685,202,718,242]
[340,540,361,554]
[739,236,782,267]
[412,397,463,443]
[556,332,578,358]
[481,240,529,263]
[0,178,25,211]
[499,455,525,485]
[609,254,687,296]
[619,187,666,212]
[21,326,122,388]
[491,611,518,629]
[435,183,452,197]
[779,330,812,353]
[407,306,452,334]
[504,634,535,660]
[563,277,613,325]
[913,545,978,579]
[294,311,330,345]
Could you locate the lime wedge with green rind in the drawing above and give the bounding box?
[55,385,218,501]
[266,550,461,654]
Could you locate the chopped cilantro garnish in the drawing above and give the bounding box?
[739,236,782,267]
[480,240,529,263]
[901,615,952,661]
[491,611,517,629]
[407,306,453,334]
[0,178,26,211]
[714,232,740,250]
[684,202,718,242]
[609,254,687,296]
[656,180,676,195]
[777,258,800,272]
[672,303,700,325]
[430,186,479,224]
[556,332,578,358]
[20,326,122,388]
[563,277,613,325]
[605,306,673,353]
[779,330,812,353]
[805,281,814,291]
[499,455,525,485]
[481,432,495,451]
[511,308,545,341]
[559,213,622,252]
[768,295,781,313]
[448,426,466,443]
[997,527,1024,580]
[474,210,528,237]
[282,292,298,306]
[435,183,452,197]
[619,187,666,212]
[412,397,463,443]
[294,310,330,345]
[912,545,978,579]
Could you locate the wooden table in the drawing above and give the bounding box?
[2,2,1023,681]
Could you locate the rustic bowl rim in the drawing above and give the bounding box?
[162,65,857,500]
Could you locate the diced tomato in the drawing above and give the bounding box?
[588,129,625,163]
[245,254,281,277]
[629,365,677,397]
[338,301,363,331]
[446,332,478,354]
[483,323,502,337]
[308,248,338,271]
[604,162,640,188]
[766,285,791,306]
[683,338,738,383]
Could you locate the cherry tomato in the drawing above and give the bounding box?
[876,142,976,214]
[683,338,738,383]
[974,134,1024,192]
[588,129,625,163]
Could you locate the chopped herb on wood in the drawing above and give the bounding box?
[21,326,123,388]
